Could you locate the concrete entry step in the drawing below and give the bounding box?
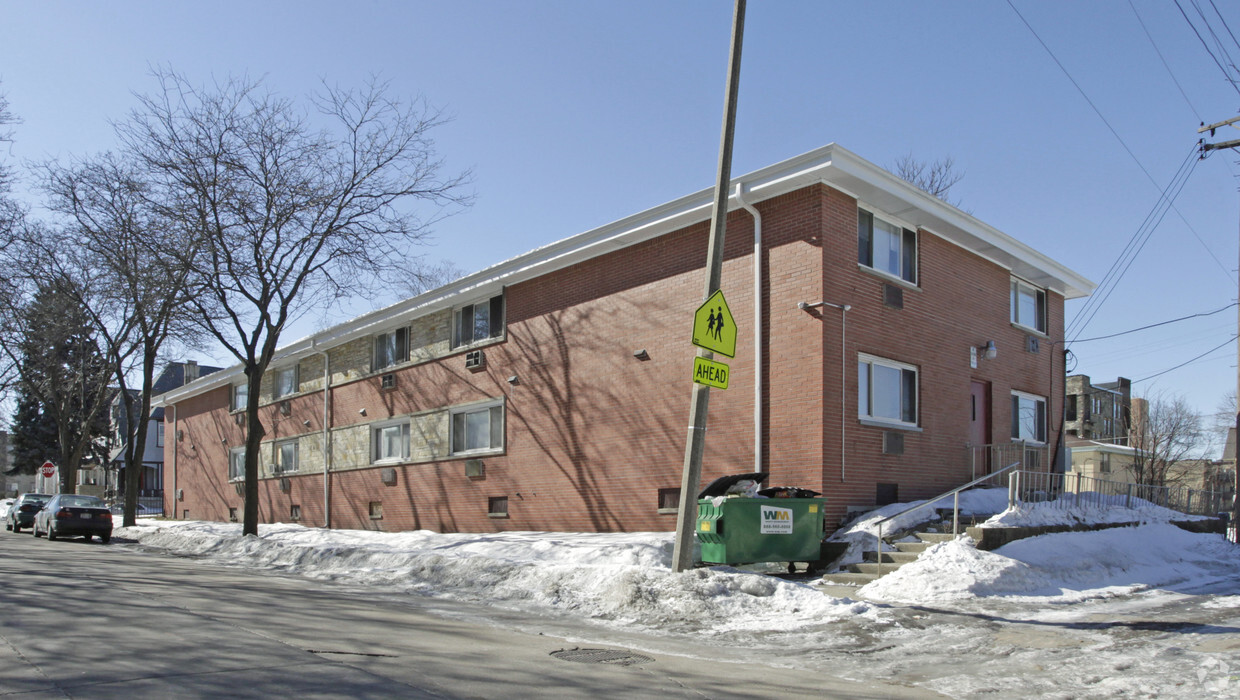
[820,571,877,586]
[849,561,907,576]
[915,532,956,543]
[864,550,920,564]
[893,541,930,553]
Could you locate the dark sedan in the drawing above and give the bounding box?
[5,493,52,533]
[32,494,113,543]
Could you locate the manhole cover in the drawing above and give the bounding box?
[550,648,654,666]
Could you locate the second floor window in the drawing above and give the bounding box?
[453,294,505,348]
[231,382,249,412]
[373,327,409,371]
[858,210,917,284]
[1010,279,1047,334]
[274,365,299,398]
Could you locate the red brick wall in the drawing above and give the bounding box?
[165,181,1065,534]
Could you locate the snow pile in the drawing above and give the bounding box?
[117,520,883,634]
[982,493,1212,528]
[860,523,1240,603]
[825,487,1009,565]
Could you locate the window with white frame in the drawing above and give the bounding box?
[274,365,299,398]
[451,401,504,455]
[372,420,410,463]
[857,354,918,427]
[231,382,249,412]
[156,422,165,447]
[1011,391,1047,444]
[373,327,409,371]
[229,447,245,481]
[1010,278,1047,334]
[858,210,917,284]
[452,294,505,349]
[273,439,299,474]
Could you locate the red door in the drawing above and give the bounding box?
[970,381,991,473]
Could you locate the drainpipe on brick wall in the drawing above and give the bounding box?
[734,182,764,475]
[170,405,177,518]
[312,343,332,528]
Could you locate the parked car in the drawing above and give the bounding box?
[5,493,52,533]
[32,494,113,543]
[0,498,14,520]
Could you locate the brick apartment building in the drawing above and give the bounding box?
[155,144,1093,534]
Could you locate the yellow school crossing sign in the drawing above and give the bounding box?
[691,290,736,358]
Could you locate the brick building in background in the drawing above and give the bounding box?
[155,144,1094,534]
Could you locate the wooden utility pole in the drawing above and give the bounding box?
[671,0,747,573]
[1199,116,1240,543]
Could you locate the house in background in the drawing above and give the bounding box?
[154,144,1093,534]
[1064,375,1131,444]
[80,361,221,503]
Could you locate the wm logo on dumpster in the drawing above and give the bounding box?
[759,505,793,534]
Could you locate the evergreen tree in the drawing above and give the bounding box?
[8,389,57,474]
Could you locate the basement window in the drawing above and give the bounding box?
[488,496,509,518]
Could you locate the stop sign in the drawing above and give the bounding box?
[39,462,56,478]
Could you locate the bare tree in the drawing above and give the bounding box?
[1128,392,1206,487]
[891,153,966,209]
[115,70,469,535]
[40,152,201,526]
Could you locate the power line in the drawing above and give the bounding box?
[1130,0,1205,121]
[1176,0,1240,97]
[1068,302,1238,343]
[1132,334,1238,383]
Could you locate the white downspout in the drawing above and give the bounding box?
[170,405,178,518]
[312,343,331,529]
[734,183,763,475]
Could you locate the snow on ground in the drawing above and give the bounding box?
[116,521,882,636]
[112,494,1240,698]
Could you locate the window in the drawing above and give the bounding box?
[488,496,509,518]
[274,439,299,474]
[1100,453,1112,473]
[290,505,301,522]
[857,354,918,426]
[373,420,410,463]
[452,294,505,348]
[1010,279,1047,333]
[156,422,165,448]
[274,365,299,398]
[1011,391,1047,444]
[231,382,249,412]
[228,448,245,481]
[369,501,383,519]
[858,210,917,284]
[451,401,505,455]
[658,488,681,513]
[373,327,409,371]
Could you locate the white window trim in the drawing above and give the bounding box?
[156,422,165,448]
[273,439,300,474]
[1010,277,1047,335]
[228,447,245,482]
[274,365,300,399]
[1011,390,1048,445]
[858,208,919,286]
[449,399,505,456]
[452,294,505,350]
[857,353,919,429]
[372,418,411,465]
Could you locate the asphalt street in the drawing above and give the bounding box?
[0,530,943,699]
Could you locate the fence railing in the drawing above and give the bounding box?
[966,441,1051,481]
[1008,470,1234,519]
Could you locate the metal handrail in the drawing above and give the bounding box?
[875,462,1020,577]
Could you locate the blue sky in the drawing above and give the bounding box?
[3,1,1239,431]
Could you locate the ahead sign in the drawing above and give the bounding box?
[39,462,56,478]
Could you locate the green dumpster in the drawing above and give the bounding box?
[697,496,827,566]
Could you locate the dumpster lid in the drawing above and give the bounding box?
[698,472,769,499]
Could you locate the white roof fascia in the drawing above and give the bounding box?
[154,143,1094,406]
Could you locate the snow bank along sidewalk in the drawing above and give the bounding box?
[115,521,883,635]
